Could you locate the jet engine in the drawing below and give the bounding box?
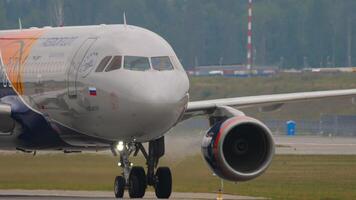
[201,115,275,182]
[0,103,15,133]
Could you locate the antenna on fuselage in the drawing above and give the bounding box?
[123,12,127,27]
[18,18,22,30]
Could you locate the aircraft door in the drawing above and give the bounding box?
[67,37,97,98]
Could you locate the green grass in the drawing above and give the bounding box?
[0,153,355,200]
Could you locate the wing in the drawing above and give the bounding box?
[185,89,356,118]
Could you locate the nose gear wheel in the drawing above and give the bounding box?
[112,137,172,199]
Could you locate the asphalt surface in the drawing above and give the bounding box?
[274,136,356,154]
[0,190,267,200]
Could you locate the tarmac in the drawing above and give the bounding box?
[274,135,356,154]
[0,190,267,200]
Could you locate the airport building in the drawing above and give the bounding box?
[264,115,356,137]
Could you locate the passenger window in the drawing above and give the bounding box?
[151,56,174,71]
[105,56,122,72]
[95,56,112,72]
[123,56,150,71]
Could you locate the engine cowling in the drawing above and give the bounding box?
[0,103,15,133]
[201,116,275,182]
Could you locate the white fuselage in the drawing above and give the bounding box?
[0,25,189,143]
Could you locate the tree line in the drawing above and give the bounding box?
[0,0,355,68]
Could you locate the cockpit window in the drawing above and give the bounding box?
[105,56,122,72]
[95,56,112,72]
[123,56,151,71]
[151,56,174,71]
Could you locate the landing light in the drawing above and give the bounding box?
[116,141,124,152]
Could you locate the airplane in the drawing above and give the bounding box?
[1,24,356,199]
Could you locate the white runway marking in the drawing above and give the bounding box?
[0,189,266,200]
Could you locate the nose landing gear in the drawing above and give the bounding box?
[128,166,147,198]
[155,166,172,198]
[114,176,125,198]
[113,137,172,199]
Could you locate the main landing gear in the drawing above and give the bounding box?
[113,137,172,199]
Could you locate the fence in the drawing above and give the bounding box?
[263,115,356,136]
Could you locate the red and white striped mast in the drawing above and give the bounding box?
[247,0,253,71]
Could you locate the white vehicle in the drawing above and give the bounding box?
[1,24,356,198]
[208,70,224,76]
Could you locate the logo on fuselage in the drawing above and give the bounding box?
[79,52,99,78]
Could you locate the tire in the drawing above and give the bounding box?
[114,176,125,198]
[128,166,147,198]
[155,167,172,199]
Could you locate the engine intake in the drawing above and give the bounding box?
[201,116,275,182]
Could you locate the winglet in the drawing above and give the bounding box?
[0,49,8,88]
[18,18,22,30]
[123,12,127,27]
[0,49,4,67]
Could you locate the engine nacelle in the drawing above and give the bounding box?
[201,116,275,182]
[0,103,15,133]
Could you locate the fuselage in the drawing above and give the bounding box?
[0,24,189,147]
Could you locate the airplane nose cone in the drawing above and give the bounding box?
[133,70,189,107]
[108,71,189,141]
[135,76,189,122]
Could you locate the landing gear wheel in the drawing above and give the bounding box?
[155,167,172,199]
[128,166,147,198]
[114,176,125,198]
